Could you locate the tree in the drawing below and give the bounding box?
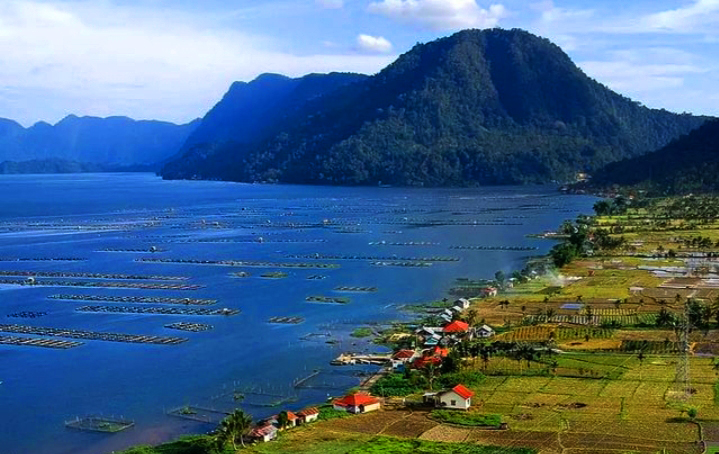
[277,411,290,430]
[466,308,479,326]
[217,409,253,449]
[495,271,506,286]
[593,200,613,216]
[687,407,698,420]
[656,307,675,327]
[424,362,439,390]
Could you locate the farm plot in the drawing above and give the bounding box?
[539,377,607,396]
[560,433,701,454]
[600,380,640,397]
[418,424,470,443]
[380,412,437,438]
[465,430,562,452]
[496,377,552,393]
[564,414,699,442]
[323,410,409,435]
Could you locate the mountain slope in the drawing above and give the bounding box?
[590,119,719,194]
[161,28,707,186]
[0,116,199,166]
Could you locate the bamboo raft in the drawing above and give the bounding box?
[137,258,339,269]
[0,270,187,281]
[0,324,187,345]
[0,335,82,349]
[48,295,217,305]
[76,306,239,316]
[0,279,202,290]
[65,416,135,433]
[165,322,213,332]
[306,275,327,280]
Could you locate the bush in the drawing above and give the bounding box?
[437,370,485,389]
[371,372,426,397]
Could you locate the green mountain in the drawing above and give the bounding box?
[0,115,199,167]
[161,29,707,186]
[590,120,719,194]
[166,72,368,173]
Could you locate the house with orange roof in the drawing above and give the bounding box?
[444,320,470,333]
[436,384,474,410]
[332,392,381,414]
[296,407,319,424]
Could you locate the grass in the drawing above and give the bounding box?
[430,410,502,427]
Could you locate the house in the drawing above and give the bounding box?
[249,423,278,442]
[436,384,474,410]
[440,313,452,324]
[424,332,442,347]
[413,355,442,369]
[444,320,470,334]
[455,298,471,310]
[482,287,498,298]
[392,349,418,370]
[333,392,381,414]
[475,324,495,338]
[285,411,298,428]
[296,407,319,424]
[451,305,463,314]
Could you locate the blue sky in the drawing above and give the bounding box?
[1,0,718,126]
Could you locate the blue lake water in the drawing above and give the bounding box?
[0,173,596,454]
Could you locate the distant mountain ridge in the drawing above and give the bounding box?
[161,28,708,187]
[0,115,199,167]
[168,72,368,174]
[590,119,719,194]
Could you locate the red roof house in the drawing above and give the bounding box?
[436,383,475,410]
[444,320,470,333]
[333,392,381,414]
[297,407,319,424]
[393,349,417,360]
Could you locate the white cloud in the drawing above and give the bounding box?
[0,1,394,126]
[642,0,719,32]
[316,0,344,9]
[356,34,393,53]
[368,0,507,31]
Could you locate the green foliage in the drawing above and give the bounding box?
[162,29,704,187]
[350,327,373,338]
[430,410,502,427]
[594,120,719,195]
[370,371,427,397]
[437,370,486,389]
[348,437,533,454]
[317,405,352,421]
[119,435,230,454]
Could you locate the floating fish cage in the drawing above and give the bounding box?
[371,261,432,267]
[0,257,86,262]
[0,270,187,281]
[260,272,288,279]
[306,275,327,280]
[306,296,350,304]
[0,278,202,291]
[98,248,167,253]
[0,324,187,345]
[334,286,378,293]
[137,258,339,269]
[368,241,439,246]
[75,305,239,316]
[287,253,458,262]
[65,416,134,433]
[0,335,82,349]
[167,406,229,424]
[6,311,47,319]
[268,316,304,324]
[292,368,366,391]
[48,295,217,306]
[212,386,298,408]
[165,322,213,332]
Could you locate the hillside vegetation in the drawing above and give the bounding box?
[161,28,706,187]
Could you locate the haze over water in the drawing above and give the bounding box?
[0,173,596,454]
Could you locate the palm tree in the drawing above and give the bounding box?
[424,362,438,390]
[217,409,253,449]
[466,308,479,327]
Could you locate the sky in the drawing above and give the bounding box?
[1,0,719,126]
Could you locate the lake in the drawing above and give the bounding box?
[0,173,596,454]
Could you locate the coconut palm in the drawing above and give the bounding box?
[217,409,253,449]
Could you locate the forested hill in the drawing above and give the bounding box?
[0,115,199,167]
[590,120,719,194]
[161,28,707,186]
